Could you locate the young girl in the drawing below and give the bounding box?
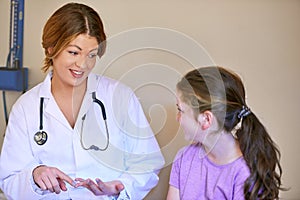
[167,66,284,200]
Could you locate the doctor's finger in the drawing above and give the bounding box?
[34,178,48,191]
[32,165,48,189]
[116,183,125,193]
[87,179,104,195]
[74,178,93,187]
[48,174,65,194]
[42,176,56,193]
[95,179,107,192]
[55,169,75,187]
[53,183,62,194]
[96,179,124,195]
[58,178,67,191]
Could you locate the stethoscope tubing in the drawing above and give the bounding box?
[39,97,44,130]
[92,92,106,120]
[34,92,109,151]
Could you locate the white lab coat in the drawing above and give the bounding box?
[0,73,165,200]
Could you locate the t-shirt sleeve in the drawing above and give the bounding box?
[232,161,251,200]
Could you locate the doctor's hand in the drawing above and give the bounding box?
[74,178,124,196]
[32,165,75,194]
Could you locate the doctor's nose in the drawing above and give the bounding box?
[75,56,88,69]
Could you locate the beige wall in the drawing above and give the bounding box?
[1,0,300,199]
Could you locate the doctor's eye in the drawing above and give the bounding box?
[68,51,79,56]
[87,53,97,59]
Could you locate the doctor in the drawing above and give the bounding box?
[0,3,165,200]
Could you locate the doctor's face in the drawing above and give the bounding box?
[51,34,99,88]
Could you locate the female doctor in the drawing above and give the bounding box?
[0,3,164,200]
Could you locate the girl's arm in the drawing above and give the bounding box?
[166,185,180,200]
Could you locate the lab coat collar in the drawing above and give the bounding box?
[86,72,100,94]
[37,72,70,130]
[39,72,52,98]
[38,71,99,98]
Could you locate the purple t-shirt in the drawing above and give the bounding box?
[169,143,250,200]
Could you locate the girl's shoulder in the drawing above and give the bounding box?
[173,143,201,162]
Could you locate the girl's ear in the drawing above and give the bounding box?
[197,111,213,130]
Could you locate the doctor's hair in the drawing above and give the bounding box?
[176,66,285,199]
[41,2,106,72]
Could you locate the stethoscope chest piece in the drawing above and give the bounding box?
[34,131,48,145]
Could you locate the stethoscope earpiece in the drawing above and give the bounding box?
[34,131,48,145]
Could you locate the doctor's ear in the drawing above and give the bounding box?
[47,47,53,55]
[197,111,213,130]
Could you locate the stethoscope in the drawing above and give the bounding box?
[34,91,109,151]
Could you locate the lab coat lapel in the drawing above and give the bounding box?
[44,97,72,130]
[77,92,93,125]
[38,72,72,130]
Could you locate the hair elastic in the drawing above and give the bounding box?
[231,105,252,139]
[237,105,251,119]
